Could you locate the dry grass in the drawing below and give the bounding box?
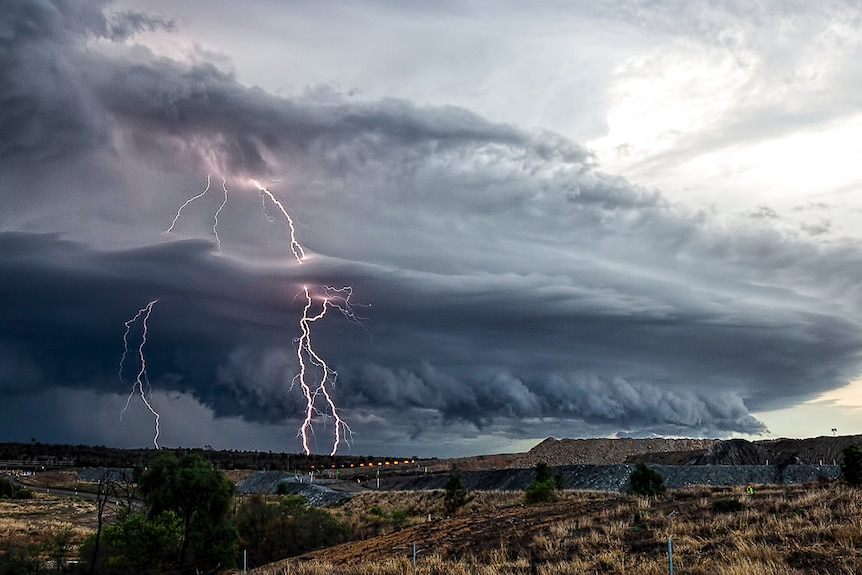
[0,491,96,562]
[325,489,525,540]
[254,483,862,575]
[5,476,862,574]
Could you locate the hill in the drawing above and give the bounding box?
[250,484,862,574]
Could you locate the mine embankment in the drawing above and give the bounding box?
[380,463,840,492]
[230,461,840,505]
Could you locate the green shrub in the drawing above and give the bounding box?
[389,509,408,530]
[534,462,552,484]
[443,473,467,514]
[525,479,558,504]
[235,494,348,569]
[628,462,666,497]
[525,462,559,504]
[0,477,32,500]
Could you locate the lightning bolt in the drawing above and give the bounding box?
[166,175,230,250]
[293,286,361,456]
[252,180,305,263]
[166,176,360,455]
[167,176,211,233]
[119,299,161,449]
[212,177,229,250]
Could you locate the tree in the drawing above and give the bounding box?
[138,453,237,570]
[234,494,275,564]
[0,477,31,500]
[443,473,467,514]
[45,526,74,575]
[534,462,552,484]
[235,495,348,568]
[842,444,862,486]
[100,511,181,575]
[275,480,290,495]
[525,462,557,504]
[629,462,666,496]
[87,469,113,575]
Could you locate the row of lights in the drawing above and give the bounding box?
[309,459,416,469]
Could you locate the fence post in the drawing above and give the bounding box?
[667,537,673,575]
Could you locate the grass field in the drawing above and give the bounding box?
[3,476,862,574]
[0,491,96,566]
[254,483,862,575]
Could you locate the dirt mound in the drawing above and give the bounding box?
[756,435,862,466]
[628,435,862,466]
[692,439,769,465]
[521,437,717,466]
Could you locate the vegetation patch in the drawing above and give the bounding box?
[0,478,32,500]
[711,497,745,513]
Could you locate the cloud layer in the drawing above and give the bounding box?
[1,0,862,455]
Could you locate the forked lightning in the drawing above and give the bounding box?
[163,176,357,454]
[119,299,161,449]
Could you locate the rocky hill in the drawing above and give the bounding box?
[515,437,717,466]
[626,435,862,467]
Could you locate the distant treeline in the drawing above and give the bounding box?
[0,442,427,471]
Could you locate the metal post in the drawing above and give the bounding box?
[412,542,417,567]
[243,549,247,573]
[667,537,673,575]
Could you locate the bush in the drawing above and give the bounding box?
[235,494,348,568]
[525,479,557,504]
[98,511,183,575]
[629,462,666,497]
[711,498,745,513]
[534,462,552,484]
[842,444,862,486]
[444,473,467,514]
[525,462,558,504]
[389,509,409,530]
[0,478,31,500]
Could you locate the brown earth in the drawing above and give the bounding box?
[255,483,862,574]
[516,437,717,467]
[433,434,862,472]
[298,491,628,566]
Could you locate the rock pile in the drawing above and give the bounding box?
[519,437,717,466]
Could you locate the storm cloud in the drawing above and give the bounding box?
[1,0,861,456]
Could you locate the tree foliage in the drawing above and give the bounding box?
[235,495,348,569]
[842,444,862,486]
[534,462,552,484]
[138,453,237,570]
[0,478,32,500]
[525,462,558,504]
[96,511,181,575]
[444,473,467,514]
[629,462,666,496]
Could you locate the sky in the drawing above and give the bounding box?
[2,0,862,458]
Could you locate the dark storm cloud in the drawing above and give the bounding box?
[0,0,176,163]
[3,0,862,452]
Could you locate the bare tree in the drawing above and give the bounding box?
[89,470,112,575]
[112,468,138,515]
